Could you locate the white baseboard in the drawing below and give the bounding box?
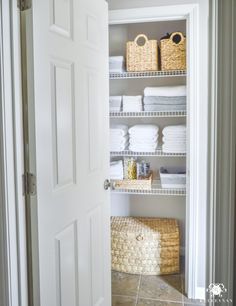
[196,287,205,300]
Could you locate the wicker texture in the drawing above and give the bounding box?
[160,32,186,71]
[126,34,158,72]
[111,217,180,275]
[113,172,152,190]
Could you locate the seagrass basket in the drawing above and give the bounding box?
[113,172,153,190]
[126,34,158,72]
[111,217,180,275]
[160,32,186,71]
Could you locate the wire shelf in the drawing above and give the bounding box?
[110,110,187,118]
[111,180,186,196]
[109,70,187,79]
[110,148,186,157]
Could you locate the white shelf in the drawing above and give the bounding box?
[110,110,187,118]
[110,149,186,157]
[109,70,187,79]
[111,180,186,196]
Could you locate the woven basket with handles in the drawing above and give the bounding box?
[111,217,180,275]
[126,34,158,72]
[160,32,186,71]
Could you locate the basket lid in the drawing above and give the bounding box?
[111,217,178,234]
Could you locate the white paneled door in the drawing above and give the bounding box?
[32,0,110,305]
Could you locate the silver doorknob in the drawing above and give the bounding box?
[104,179,111,190]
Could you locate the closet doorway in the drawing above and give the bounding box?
[108,5,208,305]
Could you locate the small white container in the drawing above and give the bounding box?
[160,166,186,189]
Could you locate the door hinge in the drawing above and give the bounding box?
[22,172,37,196]
[17,0,31,11]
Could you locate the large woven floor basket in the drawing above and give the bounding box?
[111,217,180,275]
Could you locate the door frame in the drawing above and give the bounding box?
[0,0,235,305]
[0,1,28,306]
[109,3,207,299]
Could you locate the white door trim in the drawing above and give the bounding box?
[109,4,207,299]
[0,1,21,306]
[207,0,236,303]
[0,1,28,306]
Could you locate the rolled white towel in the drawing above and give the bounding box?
[110,135,129,146]
[110,124,128,137]
[129,137,158,145]
[163,136,186,142]
[144,85,186,97]
[129,143,158,152]
[162,125,186,136]
[162,144,186,153]
[110,140,129,152]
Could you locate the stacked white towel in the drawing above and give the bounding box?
[129,125,159,152]
[110,160,124,180]
[110,124,128,152]
[162,125,186,153]
[122,96,143,112]
[110,96,122,112]
[109,56,125,73]
[143,85,186,111]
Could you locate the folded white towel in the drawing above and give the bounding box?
[144,85,186,97]
[144,104,186,111]
[123,96,143,112]
[110,124,128,137]
[109,56,124,63]
[123,95,142,103]
[110,160,124,180]
[109,57,125,73]
[110,107,121,112]
[110,96,122,106]
[144,96,186,105]
[129,124,159,136]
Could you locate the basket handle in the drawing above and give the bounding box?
[170,32,185,44]
[134,34,148,47]
[136,234,144,241]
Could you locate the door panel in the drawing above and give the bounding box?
[55,222,79,306]
[51,59,76,188]
[31,0,110,305]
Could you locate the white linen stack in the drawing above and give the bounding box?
[129,125,159,152]
[110,124,128,152]
[162,125,186,153]
[109,96,122,112]
[109,56,125,73]
[143,85,187,111]
[122,95,143,112]
[110,160,124,180]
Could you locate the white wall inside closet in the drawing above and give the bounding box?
[109,20,187,249]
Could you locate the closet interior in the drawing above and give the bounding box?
[109,18,189,305]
